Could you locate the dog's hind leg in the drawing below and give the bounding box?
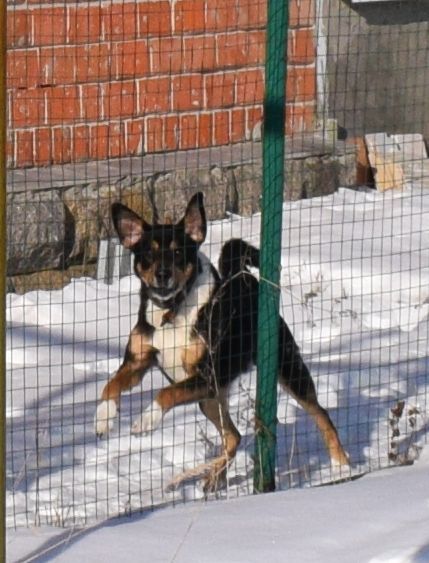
[278,326,349,466]
[289,384,349,466]
[165,392,241,492]
[198,394,241,491]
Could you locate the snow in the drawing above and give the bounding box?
[5,185,429,561]
[7,447,429,562]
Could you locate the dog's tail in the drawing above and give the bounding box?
[218,239,259,278]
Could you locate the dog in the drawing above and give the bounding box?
[95,192,349,489]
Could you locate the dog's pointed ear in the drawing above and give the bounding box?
[180,192,206,244]
[112,203,148,249]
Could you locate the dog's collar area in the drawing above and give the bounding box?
[149,287,184,313]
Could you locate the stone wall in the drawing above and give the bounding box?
[7,145,356,292]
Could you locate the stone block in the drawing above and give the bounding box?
[63,183,120,263]
[7,190,67,275]
[232,164,262,216]
[150,166,228,221]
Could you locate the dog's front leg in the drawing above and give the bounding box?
[95,340,156,437]
[131,371,215,435]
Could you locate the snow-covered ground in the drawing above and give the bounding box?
[5,185,429,560]
[7,446,429,563]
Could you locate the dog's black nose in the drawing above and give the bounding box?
[156,267,172,284]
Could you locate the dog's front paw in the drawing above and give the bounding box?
[131,401,163,435]
[95,400,117,438]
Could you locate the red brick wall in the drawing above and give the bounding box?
[7,0,316,168]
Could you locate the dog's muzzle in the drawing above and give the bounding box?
[155,267,173,287]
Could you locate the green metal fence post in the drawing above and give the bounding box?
[254,0,289,493]
[0,0,6,555]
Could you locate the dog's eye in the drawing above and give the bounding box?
[174,249,183,260]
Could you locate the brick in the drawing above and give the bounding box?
[179,114,198,150]
[15,129,34,167]
[32,8,67,46]
[214,111,230,145]
[246,105,263,139]
[80,84,102,120]
[7,11,30,48]
[11,88,45,128]
[103,81,136,119]
[237,0,266,28]
[174,0,206,33]
[198,113,213,148]
[27,0,96,4]
[107,122,126,158]
[112,40,150,79]
[149,37,183,74]
[138,1,172,36]
[35,127,52,165]
[216,31,265,68]
[183,36,216,72]
[126,119,145,155]
[46,85,81,125]
[40,44,111,85]
[67,6,102,44]
[206,0,266,31]
[72,124,90,161]
[75,44,111,83]
[172,75,203,111]
[216,33,247,68]
[7,49,40,89]
[236,69,264,105]
[248,31,266,64]
[39,46,75,85]
[102,3,138,41]
[164,115,179,150]
[205,72,235,109]
[145,116,164,152]
[231,108,245,142]
[285,103,315,134]
[288,28,315,65]
[206,0,238,31]
[52,126,72,163]
[89,123,109,160]
[286,66,316,103]
[138,77,170,113]
[27,0,86,3]
[6,131,14,168]
[289,0,314,28]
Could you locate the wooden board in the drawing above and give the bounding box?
[365,133,429,192]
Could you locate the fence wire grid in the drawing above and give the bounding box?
[4,0,429,532]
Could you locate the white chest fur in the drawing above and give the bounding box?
[146,255,216,382]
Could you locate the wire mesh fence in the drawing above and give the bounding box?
[4,0,429,534]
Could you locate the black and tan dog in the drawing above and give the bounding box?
[95,192,349,488]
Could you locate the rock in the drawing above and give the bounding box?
[150,166,228,221]
[338,150,359,187]
[285,153,356,201]
[285,158,302,200]
[63,183,120,263]
[7,191,67,275]
[119,179,154,224]
[232,164,262,216]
